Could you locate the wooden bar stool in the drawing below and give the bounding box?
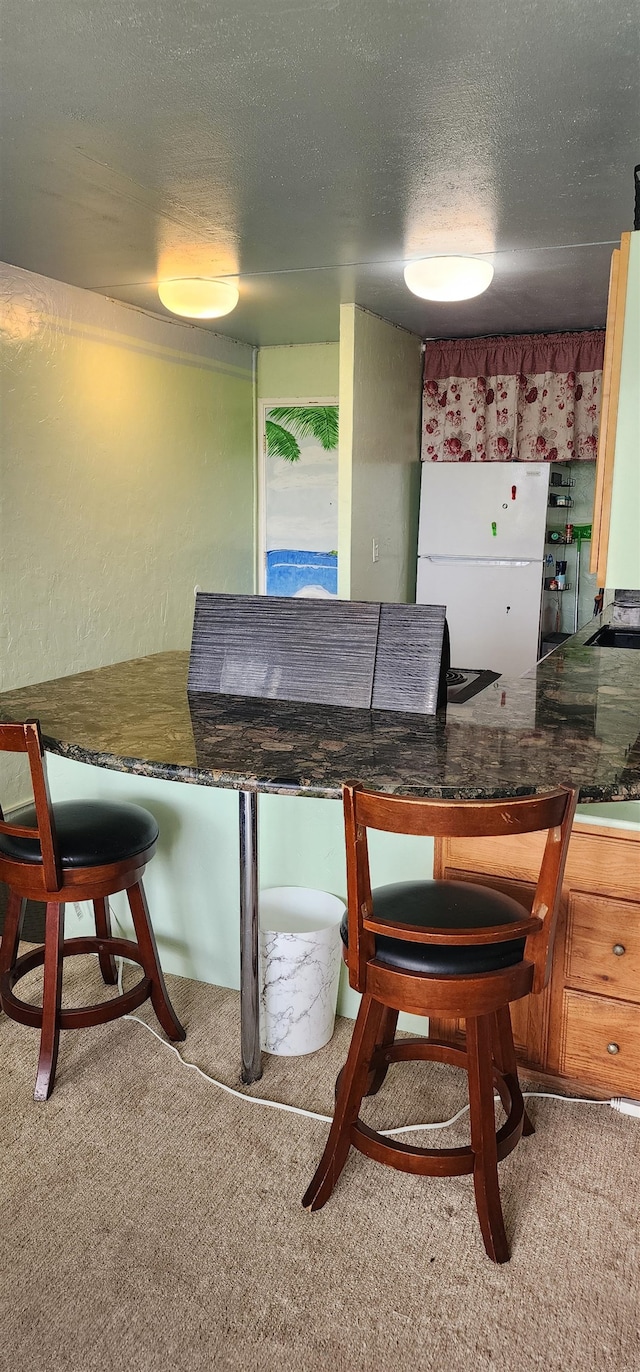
[0,719,185,1100]
[303,783,577,1263]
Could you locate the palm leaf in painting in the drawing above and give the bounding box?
[268,405,339,451]
[265,419,301,462]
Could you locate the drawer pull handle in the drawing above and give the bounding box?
[606,1042,620,1055]
[612,944,626,956]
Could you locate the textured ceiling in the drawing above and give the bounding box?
[1,0,638,344]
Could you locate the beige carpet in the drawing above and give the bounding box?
[1,955,638,1372]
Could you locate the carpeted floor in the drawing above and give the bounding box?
[1,955,638,1372]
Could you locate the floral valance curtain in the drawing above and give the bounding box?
[422,330,605,462]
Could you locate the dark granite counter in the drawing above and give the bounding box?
[1,609,639,803]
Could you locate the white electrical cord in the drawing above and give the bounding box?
[111,950,637,1133]
[112,942,331,1122]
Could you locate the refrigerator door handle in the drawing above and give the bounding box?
[419,554,539,567]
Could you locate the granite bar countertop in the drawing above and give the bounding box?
[1,608,639,803]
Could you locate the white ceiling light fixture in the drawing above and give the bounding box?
[403,256,494,302]
[157,277,239,319]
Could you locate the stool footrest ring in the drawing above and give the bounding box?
[349,1038,525,1178]
[0,937,150,1030]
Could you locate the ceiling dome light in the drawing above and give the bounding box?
[403,256,494,302]
[157,277,239,319]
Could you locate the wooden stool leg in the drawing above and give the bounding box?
[0,891,27,1007]
[302,994,386,1212]
[493,1005,534,1137]
[365,1006,399,1097]
[34,902,65,1102]
[93,898,118,986]
[466,1014,510,1264]
[126,881,185,1041]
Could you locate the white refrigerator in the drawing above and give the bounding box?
[416,463,550,676]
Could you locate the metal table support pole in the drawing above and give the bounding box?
[239,789,262,1083]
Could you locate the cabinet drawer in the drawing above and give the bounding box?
[561,990,640,1095]
[438,826,640,901]
[566,893,640,1001]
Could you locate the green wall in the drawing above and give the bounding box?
[257,342,339,400]
[0,264,255,688]
[338,304,423,602]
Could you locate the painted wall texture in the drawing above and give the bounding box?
[257,342,339,400]
[0,262,255,801]
[338,304,422,602]
[0,264,254,690]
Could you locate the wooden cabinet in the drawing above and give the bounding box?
[564,892,639,1002]
[431,822,640,1096]
[590,232,630,586]
[560,990,640,1096]
[591,229,640,590]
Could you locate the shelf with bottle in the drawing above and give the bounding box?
[548,494,574,509]
[544,579,572,592]
[545,521,592,546]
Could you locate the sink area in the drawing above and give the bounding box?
[585,627,640,649]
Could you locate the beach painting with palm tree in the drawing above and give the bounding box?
[262,402,339,597]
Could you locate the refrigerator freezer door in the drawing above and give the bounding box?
[416,556,543,676]
[418,463,550,559]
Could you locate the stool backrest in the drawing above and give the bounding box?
[343,784,578,995]
[0,720,61,890]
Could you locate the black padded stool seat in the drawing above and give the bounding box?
[0,719,185,1101]
[0,801,159,868]
[340,879,528,975]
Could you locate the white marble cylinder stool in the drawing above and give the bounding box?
[259,887,345,1056]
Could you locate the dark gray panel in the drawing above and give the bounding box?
[371,604,449,714]
[188,593,380,709]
